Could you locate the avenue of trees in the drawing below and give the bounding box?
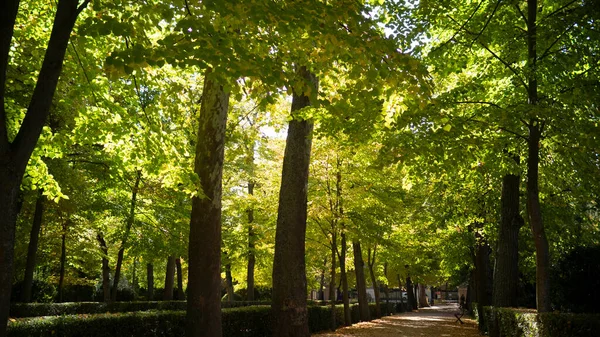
[1,0,598,337]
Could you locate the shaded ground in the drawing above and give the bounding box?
[313,303,481,337]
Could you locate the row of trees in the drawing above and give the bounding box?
[1,1,598,337]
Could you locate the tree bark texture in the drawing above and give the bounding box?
[246,181,256,301]
[367,246,381,317]
[96,233,111,302]
[225,261,234,303]
[352,240,370,321]
[475,226,492,308]
[0,0,89,334]
[57,220,68,302]
[329,231,337,330]
[406,276,416,310]
[22,190,45,302]
[271,66,317,337]
[493,174,523,307]
[418,284,428,308]
[525,0,551,314]
[186,69,229,337]
[164,256,175,301]
[147,263,154,300]
[111,170,141,302]
[176,257,185,300]
[339,232,351,325]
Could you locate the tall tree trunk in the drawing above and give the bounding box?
[526,0,551,314]
[406,276,416,310]
[271,66,317,337]
[367,246,381,317]
[22,189,45,302]
[225,261,234,303]
[163,256,175,301]
[147,263,154,300]
[176,257,185,300]
[383,263,390,315]
[0,0,89,333]
[112,170,141,302]
[329,231,337,330]
[96,233,111,302]
[493,174,523,307]
[336,165,351,325]
[246,181,256,301]
[318,258,326,301]
[339,232,351,325]
[132,257,139,296]
[418,284,428,308]
[186,69,229,337]
[352,240,370,321]
[475,225,492,308]
[57,220,68,302]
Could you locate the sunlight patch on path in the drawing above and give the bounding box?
[312,304,481,337]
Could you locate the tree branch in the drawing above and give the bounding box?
[538,22,576,61]
[0,0,21,153]
[13,0,83,172]
[452,101,504,109]
[431,1,483,53]
[541,0,578,22]
[470,0,501,46]
[514,3,528,25]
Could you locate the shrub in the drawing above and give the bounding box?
[11,280,57,303]
[475,306,600,337]
[9,300,276,318]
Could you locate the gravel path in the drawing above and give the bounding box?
[313,303,481,337]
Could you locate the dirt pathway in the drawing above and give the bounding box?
[313,303,481,337]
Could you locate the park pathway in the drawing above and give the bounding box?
[313,303,481,337]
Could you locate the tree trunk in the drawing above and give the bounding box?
[271,66,317,337]
[246,181,256,301]
[112,170,141,302]
[96,233,111,302]
[163,256,175,301]
[329,232,337,330]
[225,261,234,303]
[186,69,229,337]
[57,220,68,302]
[352,240,370,321]
[475,223,492,308]
[176,257,185,300]
[367,246,381,317]
[339,232,351,325]
[22,189,45,303]
[383,263,390,315]
[318,258,326,301]
[147,263,154,300]
[525,0,551,314]
[0,0,89,332]
[418,284,428,308]
[493,174,523,307]
[406,276,416,310]
[131,257,137,296]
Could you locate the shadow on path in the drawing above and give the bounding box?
[313,303,481,337]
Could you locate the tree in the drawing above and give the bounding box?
[0,0,90,334]
[271,66,317,337]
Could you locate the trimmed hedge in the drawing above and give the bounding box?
[9,301,272,318]
[476,306,600,337]
[8,301,399,337]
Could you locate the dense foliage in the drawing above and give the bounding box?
[0,0,598,336]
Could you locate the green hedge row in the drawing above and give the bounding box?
[9,301,271,318]
[475,305,600,337]
[8,302,397,337]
